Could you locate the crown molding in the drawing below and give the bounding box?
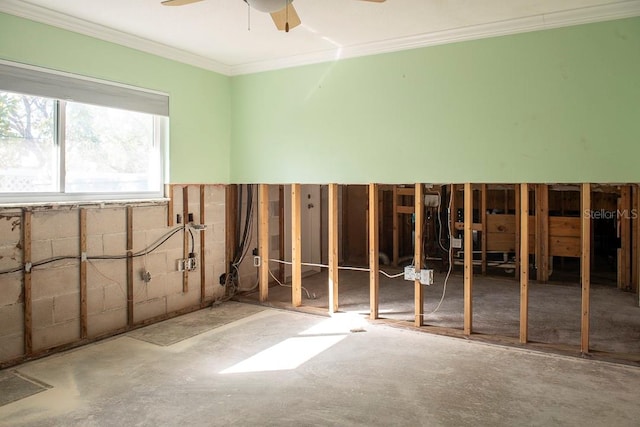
[1,0,639,77]
[230,0,640,75]
[0,0,232,75]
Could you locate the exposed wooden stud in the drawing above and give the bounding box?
[79,208,88,339]
[392,185,399,266]
[258,184,270,303]
[365,185,370,259]
[199,185,206,304]
[520,184,529,344]
[291,184,302,307]
[278,185,285,284]
[481,184,487,275]
[182,186,189,293]
[23,210,32,355]
[328,184,339,314]
[166,184,174,226]
[414,183,424,327]
[463,183,473,335]
[126,206,134,327]
[515,184,521,278]
[581,183,591,354]
[369,183,379,320]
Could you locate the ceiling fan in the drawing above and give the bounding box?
[161,0,386,32]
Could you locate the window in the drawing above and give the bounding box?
[0,61,168,202]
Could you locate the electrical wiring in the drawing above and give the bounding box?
[188,228,195,254]
[0,225,185,275]
[268,259,405,279]
[268,267,314,299]
[423,186,454,316]
[87,260,148,302]
[435,191,449,254]
[225,184,257,297]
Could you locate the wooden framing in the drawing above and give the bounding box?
[369,183,379,320]
[291,184,302,307]
[79,208,88,339]
[390,186,418,267]
[23,210,32,355]
[258,184,269,302]
[519,184,529,344]
[463,183,473,335]
[278,185,285,284]
[199,185,206,304]
[166,184,174,226]
[126,206,134,327]
[414,183,424,327]
[549,217,581,257]
[328,184,339,314]
[182,186,189,293]
[581,183,591,354]
[481,184,487,275]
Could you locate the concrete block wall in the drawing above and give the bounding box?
[0,210,24,362]
[0,185,227,366]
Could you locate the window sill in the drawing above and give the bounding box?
[0,198,170,211]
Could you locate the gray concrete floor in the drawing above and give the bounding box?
[250,267,640,357]
[1,302,639,426]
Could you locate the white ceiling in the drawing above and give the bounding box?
[1,0,639,75]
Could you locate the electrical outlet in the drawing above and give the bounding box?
[404,266,416,281]
[451,238,462,249]
[420,269,434,285]
[404,267,434,285]
[253,255,261,267]
[141,271,152,283]
[177,258,197,272]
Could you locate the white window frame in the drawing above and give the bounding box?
[0,60,169,204]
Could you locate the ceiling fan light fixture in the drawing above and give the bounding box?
[248,0,293,13]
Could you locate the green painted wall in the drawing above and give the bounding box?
[2,13,638,185]
[231,18,640,184]
[0,12,230,184]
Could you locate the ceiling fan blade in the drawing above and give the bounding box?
[161,0,204,6]
[270,4,301,32]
